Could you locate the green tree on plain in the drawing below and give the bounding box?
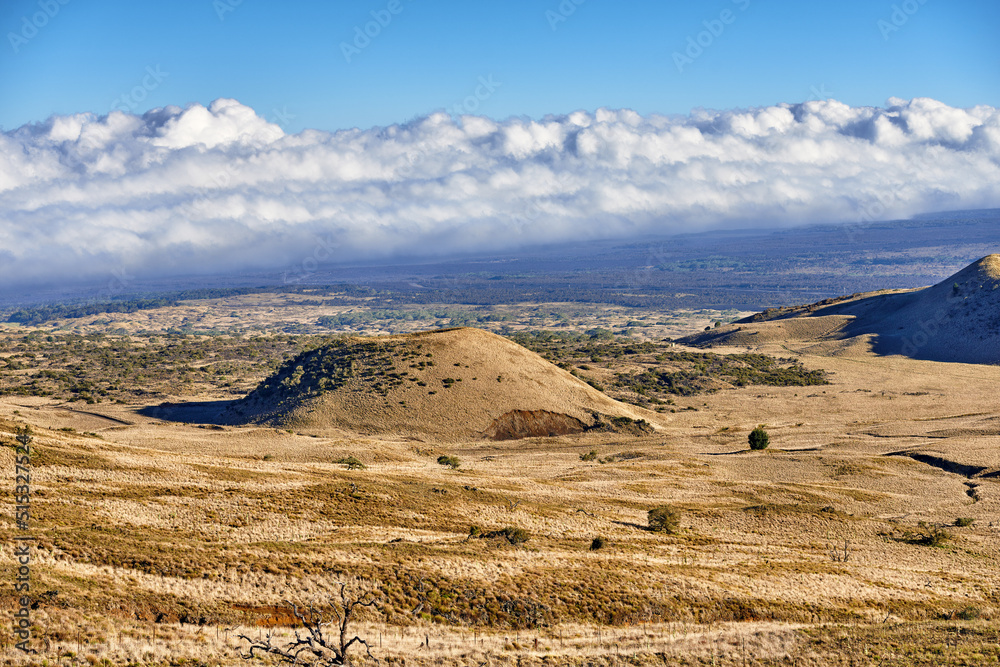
[748,426,770,450]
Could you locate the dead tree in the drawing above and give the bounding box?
[828,538,850,563]
[238,579,380,666]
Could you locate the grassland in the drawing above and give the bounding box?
[1,297,999,666]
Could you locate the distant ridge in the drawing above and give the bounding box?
[224,327,657,440]
[679,255,1000,364]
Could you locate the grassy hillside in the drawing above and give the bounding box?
[226,328,655,440]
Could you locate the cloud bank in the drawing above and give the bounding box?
[2,97,999,288]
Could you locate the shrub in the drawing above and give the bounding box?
[647,505,681,533]
[472,526,531,545]
[437,455,460,469]
[915,521,950,546]
[748,426,770,450]
[590,536,607,551]
[336,456,366,470]
[495,526,530,545]
[956,606,982,621]
[954,517,974,527]
[580,450,598,462]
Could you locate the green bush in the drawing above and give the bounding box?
[647,505,681,533]
[748,426,770,450]
[437,455,460,469]
[336,456,366,470]
[955,606,982,620]
[495,526,530,545]
[954,517,974,527]
[590,536,607,551]
[580,450,598,462]
[915,522,950,546]
[472,526,531,545]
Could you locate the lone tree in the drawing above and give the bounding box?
[239,578,380,666]
[748,425,770,451]
[647,505,681,533]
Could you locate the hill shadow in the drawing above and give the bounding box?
[138,400,237,426]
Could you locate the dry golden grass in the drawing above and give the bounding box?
[230,327,659,441]
[683,254,1000,365]
[2,305,1000,664]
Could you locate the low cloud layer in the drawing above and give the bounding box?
[2,97,999,289]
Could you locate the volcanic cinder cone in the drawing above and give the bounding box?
[224,327,658,440]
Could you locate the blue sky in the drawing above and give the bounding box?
[2,0,1000,290]
[1,0,998,131]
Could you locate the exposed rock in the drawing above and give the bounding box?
[484,410,588,441]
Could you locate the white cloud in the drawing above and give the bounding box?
[1,97,999,288]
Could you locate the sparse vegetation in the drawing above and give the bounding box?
[336,456,367,470]
[467,525,531,546]
[647,505,681,533]
[493,526,531,545]
[4,263,1000,666]
[436,455,460,469]
[955,605,982,621]
[906,522,951,547]
[614,352,828,399]
[828,539,850,563]
[238,578,380,666]
[508,330,827,407]
[0,330,331,402]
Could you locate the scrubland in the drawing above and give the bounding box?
[1,294,999,666]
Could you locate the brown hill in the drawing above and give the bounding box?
[679,255,1000,364]
[224,327,657,440]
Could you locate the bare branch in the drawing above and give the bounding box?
[238,579,381,666]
